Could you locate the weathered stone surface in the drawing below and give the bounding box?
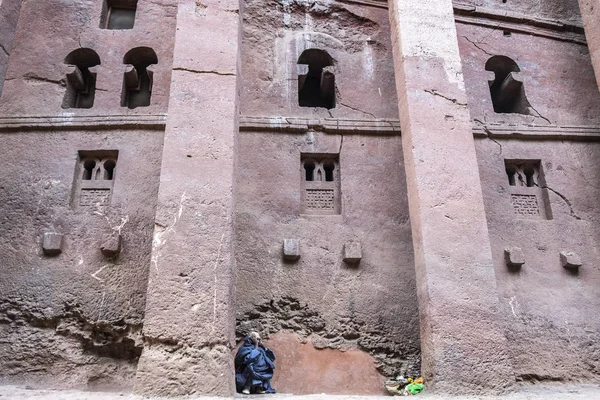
[42,232,63,256]
[504,247,525,268]
[343,241,362,264]
[579,0,600,89]
[2,0,600,395]
[101,234,122,259]
[560,251,582,269]
[283,239,301,261]
[134,0,240,396]
[389,0,514,393]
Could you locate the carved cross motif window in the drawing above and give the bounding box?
[301,154,340,215]
[73,150,118,210]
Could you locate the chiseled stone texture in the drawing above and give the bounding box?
[240,0,399,120]
[476,138,600,383]
[343,241,362,264]
[504,247,525,268]
[0,129,164,390]
[389,0,514,393]
[579,0,600,89]
[134,0,240,396]
[458,22,600,127]
[0,0,23,97]
[42,232,64,256]
[235,131,421,394]
[560,251,582,269]
[283,239,301,261]
[0,0,177,116]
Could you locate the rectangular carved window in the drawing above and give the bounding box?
[72,150,118,210]
[301,154,340,215]
[100,0,137,29]
[505,160,551,219]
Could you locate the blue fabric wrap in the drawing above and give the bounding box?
[235,337,277,394]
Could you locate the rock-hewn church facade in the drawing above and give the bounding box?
[1,0,600,396]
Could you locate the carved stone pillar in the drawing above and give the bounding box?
[388,0,515,393]
[578,0,600,89]
[134,0,240,395]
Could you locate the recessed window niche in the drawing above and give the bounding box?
[122,47,158,109]
[72,150,118,210]
[297,49,336,109]
[485,56,531,115]
[301,154,340,215]
[504,160,552,219]
[62,49,101,109]
[100,0,137,29]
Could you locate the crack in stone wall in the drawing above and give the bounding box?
[236,296,421,377]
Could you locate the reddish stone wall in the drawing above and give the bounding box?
[0,0,176,390]
[0,0,23,97]
[234,130,420,394]
[458,23,600,126]
[476,138,600,382]
[456,0,583,24]
[459,3,600,384]
[0,0,177,116]
[241,0,398,120]
[0,129,164,390]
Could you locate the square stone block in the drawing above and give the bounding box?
[560,251,582,269]
[343,241,362,264]
[42,233,63,256]
[504,247,525,268]
[101,234,122,259]
[283,239,300,261]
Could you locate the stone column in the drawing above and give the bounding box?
[388,0,514,394]
[578,0,600,88]
[134,0,240,396]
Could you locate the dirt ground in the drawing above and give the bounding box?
[2,384,600,400]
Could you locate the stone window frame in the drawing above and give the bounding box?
[72,150,119,209]
[301,153,341,215]
[286,32,343,112]
[61,48,101,109]
[504,159,552,220]
[485,55,532,115]
[121,47,158,109]
[100,0,138,30]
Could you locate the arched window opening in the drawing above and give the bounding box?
[298,49,335,109]
[506,166,516,186]
[524,166,536,187]
[122,47,158,109]
[104,159,116,180]
[304,161,315,181]
[62,49,101,109]
[82,159,96,180]
[101,0,138,29]
[485,56,531,115]
[324,162,335,182]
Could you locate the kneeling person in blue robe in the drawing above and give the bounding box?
[235,332,277,394]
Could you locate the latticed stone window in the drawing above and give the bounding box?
[504,160,551,219]
[301,154,340,215]
[72,150,118,210]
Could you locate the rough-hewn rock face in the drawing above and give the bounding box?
[0,130,164,390]
[236,297,420,378]
[234,129,421,394]
[2,0,600,395]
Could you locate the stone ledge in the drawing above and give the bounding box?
[334,0,585,44]
[0,114,167,131]
[239,116,401,134]
[473,124,600,141]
